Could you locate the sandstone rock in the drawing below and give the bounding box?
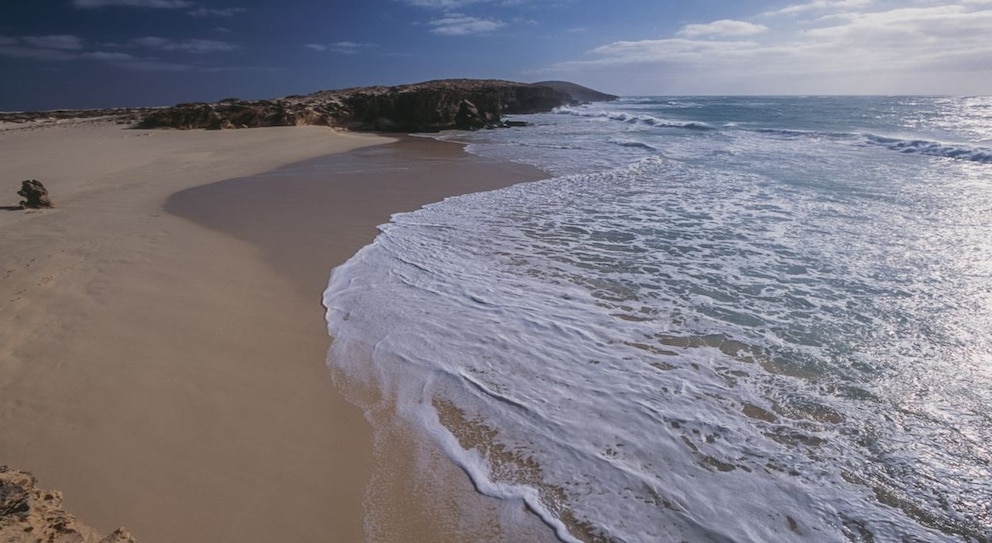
[0,466,137,543]
[136,79,584,133]
[17,179,53,209]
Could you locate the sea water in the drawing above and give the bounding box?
[324,96,992,542]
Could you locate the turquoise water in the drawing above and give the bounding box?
[326,97,992,542]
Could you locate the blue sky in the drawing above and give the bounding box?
[2,0,991,110]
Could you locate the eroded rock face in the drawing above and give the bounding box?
[137,79,576,132]
[532,80,619,103]
[17,179,53,209]
[0,466,137,543]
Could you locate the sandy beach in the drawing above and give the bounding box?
[0,120,545,541]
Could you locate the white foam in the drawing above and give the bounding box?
[326,96,992,541]
[326,154,987,541]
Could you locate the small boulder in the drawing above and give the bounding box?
[17,179,53,209]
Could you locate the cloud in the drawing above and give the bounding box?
[21,35,86,50]
[132,36,240,52]
[0,31,239,72]
[187,7,246,17]
[402,0,489,7]
[0,34,86,60]
[428,14,506,35]
[400,0,534,7]
[305,41,377,54]
[762,0,875,17]
[0,45,78,61]
[677,20,769,38]
[329,41,376,53]
[71,0,194,8]
[0,36,194,70]
[81,51,137,60]
[532,1,992,95]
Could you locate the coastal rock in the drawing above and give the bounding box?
[0,466,137,543]
[532,80,619,103]
[454,99,486,130]
[0,107,155,126]
[0,80,615,132]
[137,79,580,133]
[17,179,53,209]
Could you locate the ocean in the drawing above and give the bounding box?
[323,96,992,542]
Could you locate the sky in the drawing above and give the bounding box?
[2,0,991,110]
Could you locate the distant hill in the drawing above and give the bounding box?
[533,81,618,103]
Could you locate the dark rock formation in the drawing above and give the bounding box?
[532,81,619,103]
[0,466,137,543]
[0,79,615,134]
[0,108,155,126]
[17,179,53,209]
[137,79,579,133]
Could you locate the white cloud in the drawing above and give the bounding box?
[0,45,77,61]
[82,51,137,60]
[71,0,194,8]
[428,14,506,35]
[133,36,240,52]
[21,35,86,50]
[0,37,193,70]
[0,35,85,60]
[305,41,377,54]
[678,20,769,38]
[533,1,992,95]
[402,0,489,7]
[762,0,875,17]
[400,0,535,6]
[0,32,227,72]
[330,41,376,53]
[187,7,246,17]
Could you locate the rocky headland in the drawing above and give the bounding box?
[0,79,615,133]
[0,466,136,543]
[532,80,619,103]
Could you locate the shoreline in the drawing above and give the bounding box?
[0,120,555,541]
[166,135,560,541]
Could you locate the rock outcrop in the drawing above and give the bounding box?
[0,466,136,543]
[17,179,53,209]
[532,81,618,103]
[0,108,153,126]
[137,79,577,132]
[0,79,616,134]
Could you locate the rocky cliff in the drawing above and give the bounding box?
[136,79,576,132]
[532,80,619,103]
[0,466,136,543]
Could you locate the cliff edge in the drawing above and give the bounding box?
[532,81,618,103]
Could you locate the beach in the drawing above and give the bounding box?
[0,120,546,541]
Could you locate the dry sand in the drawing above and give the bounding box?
[0,120,548,542]
[0,120,389,541]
